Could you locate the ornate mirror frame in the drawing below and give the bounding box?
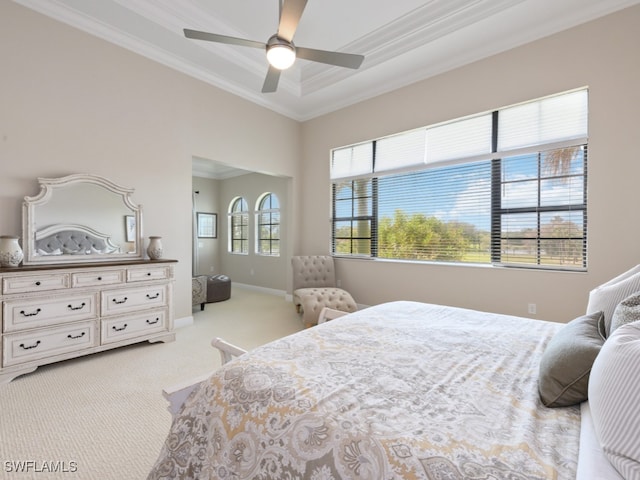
[22,174,144,265]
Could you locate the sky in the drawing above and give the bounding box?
[348,148,585,233]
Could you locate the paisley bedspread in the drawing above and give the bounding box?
[148,301,580,479]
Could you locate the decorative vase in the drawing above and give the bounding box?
[0,236,24,267]
[147,236,163,260]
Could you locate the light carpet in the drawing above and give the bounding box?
[0,286,303,480]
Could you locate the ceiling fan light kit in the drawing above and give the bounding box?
[183,0,364,93]
[266,36,296,70]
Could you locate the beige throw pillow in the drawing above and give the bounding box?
[610,292,640,335]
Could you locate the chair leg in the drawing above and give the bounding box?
[200,303,205,311]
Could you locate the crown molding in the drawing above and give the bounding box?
[13,0,640,121]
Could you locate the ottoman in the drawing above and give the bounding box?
[207,274,231,303]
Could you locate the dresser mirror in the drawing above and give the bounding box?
[22,174,143,265]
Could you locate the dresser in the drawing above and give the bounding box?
[0,259,176,384]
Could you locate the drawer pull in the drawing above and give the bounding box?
[19,340,41,350]
[67,332,86,340]
[35,281,41,286]
[146,293,160,300]
[112,297,128,305]
[97,276,103,281]
[20,308,42,317]
[146,317,160,325]
[112,324,128,332]
[147,272,152,276]
[67,302,86,311]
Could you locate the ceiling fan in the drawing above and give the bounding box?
[183,0,364,93]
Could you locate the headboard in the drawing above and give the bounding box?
[35,224,120,256]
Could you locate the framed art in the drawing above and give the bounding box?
[125,215,136,242]
[197,212,217,238]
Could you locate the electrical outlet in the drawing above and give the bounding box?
[528,303,537,314]
[336,279,342,287]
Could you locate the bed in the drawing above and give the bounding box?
[147,299,640,479]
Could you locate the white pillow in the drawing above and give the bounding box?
[587,270,640,335]
[588,321,640,478]
[577,402,625,480]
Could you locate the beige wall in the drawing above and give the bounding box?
[192,172,291,292]
[218,172,291,291]
[2,1,639,325]
[0,2,300,322]
[192,176,221,276]
[299,5,640,322]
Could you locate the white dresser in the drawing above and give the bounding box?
[0,259,176,384]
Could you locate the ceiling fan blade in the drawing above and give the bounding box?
[277,0,308,42]
[262,66,281,93]
[184,29,265,49]
[296,47,364,69]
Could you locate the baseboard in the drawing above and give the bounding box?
[233,282,286,298]
[174,315,194,329]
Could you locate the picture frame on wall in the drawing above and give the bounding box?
[197,212,217,238]
[125,215,136,242]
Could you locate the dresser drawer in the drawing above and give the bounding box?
[101,309,167,344]
[3,293,99,333]
[2,320,97,367]
[71,269,126,288]
[127,265,171,282]
[2,273,70,295]
[101,285,168,316]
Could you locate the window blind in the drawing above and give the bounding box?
[376,129,426,172]
[376,161,491,263]
[330,88,588,270]
[498,89,588,151]
[425,113,492,165]
[330,143,372,179]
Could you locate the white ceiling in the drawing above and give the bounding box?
[14,0,640,122]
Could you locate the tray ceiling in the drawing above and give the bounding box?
[14,0,640,121]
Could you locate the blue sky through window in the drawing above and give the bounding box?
[378,161,492,231]
[373,147,584,233]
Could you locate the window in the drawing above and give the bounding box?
[331,88,588,270]
[228,197,248,254]
[332,178,374,256]
[256,193,280,256]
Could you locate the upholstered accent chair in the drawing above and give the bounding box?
[291,255,357,327]
[192,275,207,311]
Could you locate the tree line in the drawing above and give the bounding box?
[336,210,583,265]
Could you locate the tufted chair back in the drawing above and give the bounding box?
[291,255,337,290]
[291,255,357,327]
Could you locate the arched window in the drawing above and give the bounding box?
[255,193,280,256]
[228,197,248,254]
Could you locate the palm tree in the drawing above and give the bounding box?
[543,146,581,179]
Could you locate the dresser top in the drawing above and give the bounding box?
[0,259,177,274]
